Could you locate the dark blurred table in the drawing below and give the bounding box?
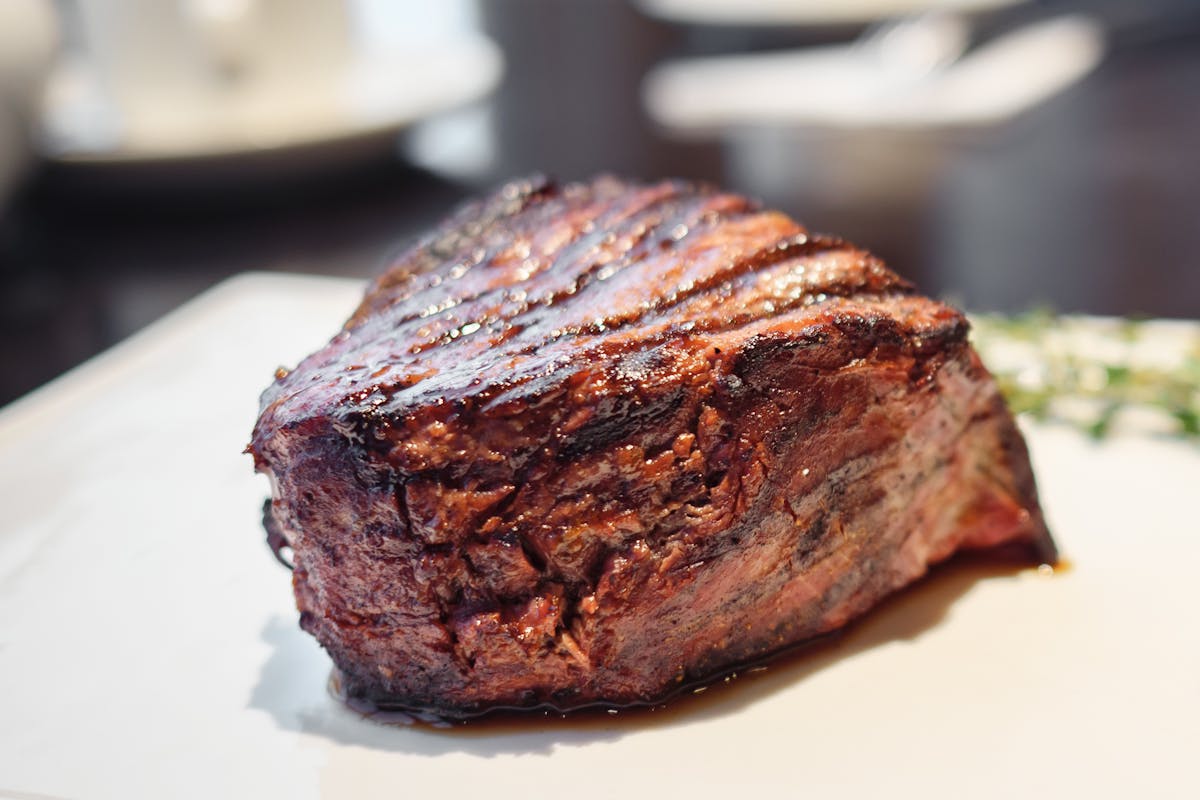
[0,162,466,406]
[1,1,1198,407]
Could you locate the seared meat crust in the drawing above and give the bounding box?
[250,176,1053,717]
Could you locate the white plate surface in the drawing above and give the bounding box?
[1,274,1197,799]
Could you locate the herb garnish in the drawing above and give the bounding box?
[970,311,1200,442]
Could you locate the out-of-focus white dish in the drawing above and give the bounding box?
[644,14,1103,131]
[37,32,502,164]
[0,274,1196,800]
[636,0,1022,27]
[0,0,57,206]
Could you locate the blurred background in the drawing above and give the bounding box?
[1,0,1197,406]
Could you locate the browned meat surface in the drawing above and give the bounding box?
[249,175,1055,718]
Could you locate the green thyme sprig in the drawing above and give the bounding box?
[970,311,1200,442]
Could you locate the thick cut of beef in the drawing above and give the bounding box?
[250,176,1055,718]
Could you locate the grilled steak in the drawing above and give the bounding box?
[250,175,1054,718]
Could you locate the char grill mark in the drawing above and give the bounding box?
[351,179,698,337]
[250,175,1054,719]
[258,180,911,429]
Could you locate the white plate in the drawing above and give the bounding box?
[643,15,1104,132]
[1,274,1197,800]
[635,0,1021,27]
[37,34,502,164]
